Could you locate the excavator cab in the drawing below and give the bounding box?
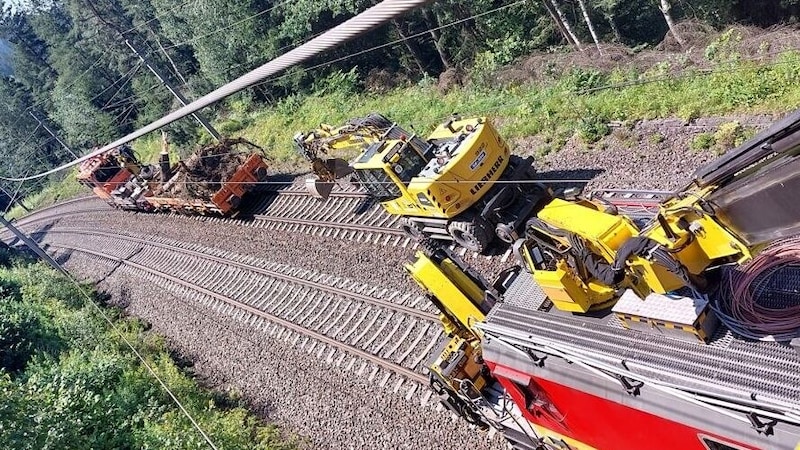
[351,136,432,201]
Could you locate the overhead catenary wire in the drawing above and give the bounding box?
[102,84,161,111]
[7,0,793,184]
[119,0,200,36]
[250,0,528,91]
[0,0,435,183]
[91,62,143,108]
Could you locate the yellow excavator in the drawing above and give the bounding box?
[404,109,800,450]
[295,114,550,252]
[404,241,501,424]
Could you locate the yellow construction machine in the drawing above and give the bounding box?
[404,241,512,426]
[403,109,800,450]
[296,114,550,252]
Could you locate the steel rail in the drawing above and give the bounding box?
[269,188,369,199]
[45,241,428,385]
[11,196,98,221]
[251,213,404,236]
[42,228,435,322]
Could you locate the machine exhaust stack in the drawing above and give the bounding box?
[160,131,172,183]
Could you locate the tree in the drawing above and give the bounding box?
[595,0,623,43]
[576,0,603,54]
[547,0,583,50]
[657,0,684,48]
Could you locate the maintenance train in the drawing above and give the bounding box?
[78,111,800,449]
[77,134,268,217]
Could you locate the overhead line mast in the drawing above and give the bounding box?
[85,1,221,141]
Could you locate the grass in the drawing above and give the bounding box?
[6,173,83,220]
[0,251,295,449]
[230,51,800,167]
[12,49,800,216]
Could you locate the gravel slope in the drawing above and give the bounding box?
[60,253,502,450]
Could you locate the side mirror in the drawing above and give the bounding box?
[562,186,583,200]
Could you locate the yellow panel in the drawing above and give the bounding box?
[529,423,599,450]
[655,189,751,264]
[629,258,684,295]
[534,265,593,313]
[534,260,618,313]
[538,199,637,255]
[405,251,485,330]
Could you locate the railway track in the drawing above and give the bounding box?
[14,183,416,248]
[9,196,107,228]
[33,227,442,400]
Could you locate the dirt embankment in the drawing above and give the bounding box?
[494,22,800,88]
[514,113,780,191]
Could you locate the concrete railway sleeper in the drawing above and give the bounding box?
[33,229,442,375]
[44,241,429,391]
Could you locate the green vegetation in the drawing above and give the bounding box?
[14,46,800,213]
[690,133,716,151]
[688,120,757,155]
[231,50,800,164]
[0,248,293,449]
[5,0,800,214]
[5,174,83,220]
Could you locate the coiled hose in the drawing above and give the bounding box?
[714,236,800,341]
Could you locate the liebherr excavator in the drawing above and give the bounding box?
[295,114,547,253]
[406,109,800,450]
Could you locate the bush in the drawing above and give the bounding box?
[712,121,756,154]
[218,118,253,135]
[690,132,716,151]
[312,67,360,97]
[0,300,63,374]
[0,251,294,449]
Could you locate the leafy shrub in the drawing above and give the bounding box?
[471,50,502,88]
[649,132,665,144]
[577,115,611,144]
[312,67,360,97]
[218,118,253,135]
[712,121,757,154]
[561,68,606,92]
[705,29,743,63]
[0,300,63,374]
[690,132,716,151]
[0,252,295,450]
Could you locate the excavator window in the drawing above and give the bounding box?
[394,144,427,184]
[354,168,401,200]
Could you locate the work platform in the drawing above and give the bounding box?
[478,270,800,449]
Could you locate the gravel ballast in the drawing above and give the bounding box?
[21,114,783,448]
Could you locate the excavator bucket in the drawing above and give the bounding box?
[306,178,336,200]
[305,158,354,200]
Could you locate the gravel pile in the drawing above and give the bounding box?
[59,250,502,450]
